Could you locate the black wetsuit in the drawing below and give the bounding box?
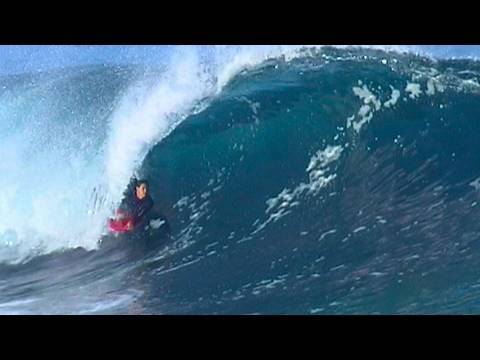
[118,181,154,227]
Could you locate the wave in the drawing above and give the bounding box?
[1,45,480,266]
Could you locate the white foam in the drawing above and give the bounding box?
[405,82,422,99]
[353,226,367,233]
[470,177,480,191]
[319,229,337,241]
[149,218,165,229]
[426,79,436,95]
[0,79,110,262]
[384,86,401,107]
[104,47,213,199]
[254,145,342,234]
[348,84,382,132]
[353,85,382,110]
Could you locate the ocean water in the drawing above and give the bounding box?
[2,45,480,314]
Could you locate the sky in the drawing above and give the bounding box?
[1,45,480,76]
[0,45,172,75]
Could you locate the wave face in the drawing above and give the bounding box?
[3,46,480,314]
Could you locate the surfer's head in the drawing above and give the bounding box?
[135,180,149,200]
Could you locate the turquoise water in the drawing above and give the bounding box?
[2,47,480,314]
